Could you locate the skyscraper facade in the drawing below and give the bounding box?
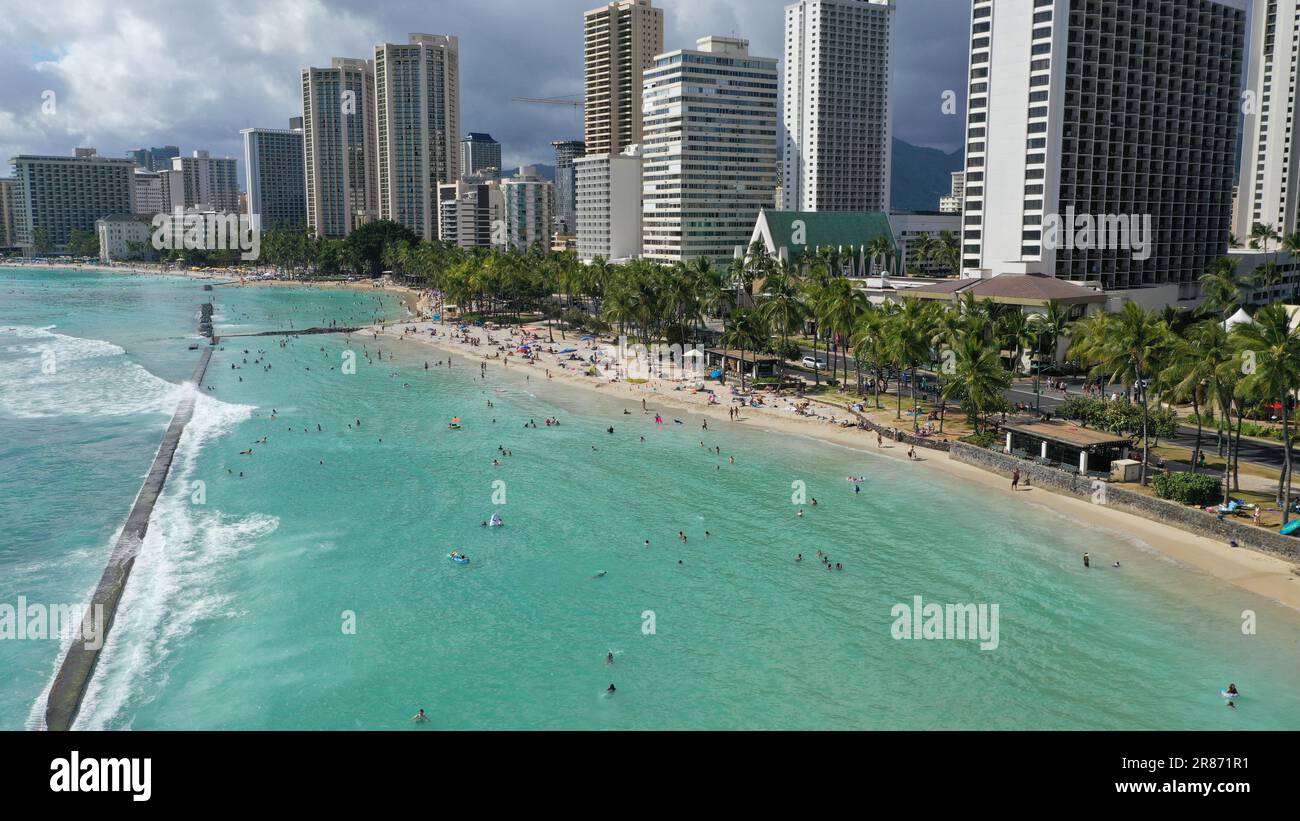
[783,0,894,213]
[1235,0,1300,240]
[641,37,779,264]
[242,121,307,232]
[302,58,378,238]
[460,133,502,180]
[9,151,137,252]
[583,0,664,156]
[552,139,586,236]
[374,34,461,240]
[960,0,1246,299]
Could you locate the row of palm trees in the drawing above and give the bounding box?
[365,233,1300,516]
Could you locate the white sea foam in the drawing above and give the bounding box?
[22,379,274,729]
[0,326,183,419]
[73,389,273,729]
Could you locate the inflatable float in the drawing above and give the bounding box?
[448,553,470,565]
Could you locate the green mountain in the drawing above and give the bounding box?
[891,138,964,213]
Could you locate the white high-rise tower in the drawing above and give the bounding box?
[960,0,1246,300]
[374,34,461,240]
[783,0,894,213]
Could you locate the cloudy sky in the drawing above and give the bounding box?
[0,0,970,181]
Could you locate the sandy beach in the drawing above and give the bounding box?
[370,315,1300,612]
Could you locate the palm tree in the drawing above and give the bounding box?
[1071,303,1169,484]
[887,298,935,426]
[720,309,769,392]
[1164,320,1232,473]
[1199,256,1244,319]
[757,271,807,393]
[867,235,895,277]
[851,306,892,410]
[943,335,1012,433]
[1234,303,1300,518]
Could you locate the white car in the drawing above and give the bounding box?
[801,356,827,369]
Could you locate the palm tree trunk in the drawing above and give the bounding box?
[1283,400,1294,524]
[1139,380,1150,486]
[1222,400,1235,506]
[1191,398,1203,474]
[1233,408,1245,493]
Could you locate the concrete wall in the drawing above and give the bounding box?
[950,442,1300,561]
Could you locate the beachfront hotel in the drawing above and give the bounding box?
[960,0,1247,309]
[782,0,895,213]
[575,144,644,261]
[583,0,665,156]
[460,133,502,181]
[641,36,779,264]
[302,58,379,239]
[502,166,555,252]
[241,120,307,233]
[132,169,164,217]
[8,150,137,254]
[1234,0,1300,240]
[374,35,462,242]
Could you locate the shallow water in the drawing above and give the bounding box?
[2,267,1297,730]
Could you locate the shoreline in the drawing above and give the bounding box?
[371,318,1300,612]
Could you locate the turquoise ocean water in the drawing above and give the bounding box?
[2,267,1298,730]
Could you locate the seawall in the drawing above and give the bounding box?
[949,441,1300,561]
[43,312,217,731]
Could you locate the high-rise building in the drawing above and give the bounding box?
[374,34,461,240]
[437,180,505,249]
[127,145,180,172]
[1235,0,1300,240]
[0,177,18,248]
[502,167,554,251]
[575,144,643,261]
[164,150,240,213]
[641,37,779,264]
[939,171,965,214]
[583,0,664,156]
[961,0,1246,303]
[783,0,894,213]
[552,139,586,236]
[460,133,502,180]
[242,120,307,232]
[133,169,164,216]
[9,151,137,253]
[302,58,378,238]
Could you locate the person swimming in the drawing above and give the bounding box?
[411,709,429,723]
[1226,683,1240,697]
[606,652,614,666]
[606,684,616,694]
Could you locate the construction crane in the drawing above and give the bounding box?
[511,95,584,109]
[512,95,584,128]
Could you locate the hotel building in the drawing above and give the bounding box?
[302,58,378,238]
[584,0,664,156]
[783,0,894,213]
[960,0,1247,306]
[641,36,779,264]
[374,34,461,240]
[242,120,307,232]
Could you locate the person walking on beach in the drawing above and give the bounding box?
[1012,469,1021,491]
[1082,553,1091,569]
